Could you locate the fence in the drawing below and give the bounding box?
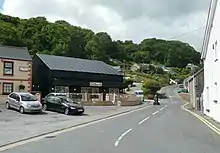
[66,93,142,106]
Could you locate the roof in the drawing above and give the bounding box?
[193,68,204,77]
[36,54,122,76]
[0,45,32,61]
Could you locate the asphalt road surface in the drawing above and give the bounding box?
[1,85,220,153]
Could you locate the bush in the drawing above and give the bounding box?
[19,84,25,90]
[143,79,161,95]
[123,78,134,88]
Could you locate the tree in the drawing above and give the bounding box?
[0,13,201,68]
[143,79,161,95]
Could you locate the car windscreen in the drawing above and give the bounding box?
[21,94,38,101]
[60,97,78,104]
[135,92,143,95]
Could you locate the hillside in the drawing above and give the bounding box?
[0,13,200,68]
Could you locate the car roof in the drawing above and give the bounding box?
[11,92,31,95]
[49,93,67,95]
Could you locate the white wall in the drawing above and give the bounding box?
[203,0,220,122]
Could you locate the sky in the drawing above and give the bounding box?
[0,0,210,51]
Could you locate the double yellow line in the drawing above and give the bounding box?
[181,102,220,135]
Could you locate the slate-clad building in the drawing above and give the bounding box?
[32,54,124,97]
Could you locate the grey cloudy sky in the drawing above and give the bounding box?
[1,0,210,51]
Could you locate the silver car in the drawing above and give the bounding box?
[5,92,42,114]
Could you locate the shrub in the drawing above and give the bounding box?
[123,78,134,88]
[143,79,161,95]
[19,84,25,90]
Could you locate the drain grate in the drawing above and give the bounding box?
[45,135,56,139]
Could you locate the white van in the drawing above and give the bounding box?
[134,90,144,102]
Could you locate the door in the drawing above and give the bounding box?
[14,94,21,110]
[53,97,64,112]
[8,93,16,109]
[45,97,55,111]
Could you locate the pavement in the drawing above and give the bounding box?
[1,85,220,153]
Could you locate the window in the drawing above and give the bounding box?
[53,97,62,104]
[46,97,55,103]
[14,94,20,102]
[9,93,15,99]
[21,94,37,101]
[3,61,14,75]
[3,83,13,94]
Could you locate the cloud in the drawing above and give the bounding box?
[1,0,210,51]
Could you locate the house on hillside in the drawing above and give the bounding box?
[112,66,124,75]
[0,45,32,95]
[130,63,140,72]
[201,0,220,122]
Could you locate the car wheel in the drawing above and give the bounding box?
[64,108,69,115]
[42,104,47,111]
[6,102,10,109]
[19,107,25,114]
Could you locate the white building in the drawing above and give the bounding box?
[201,0,220,122]
[130,63,140,72]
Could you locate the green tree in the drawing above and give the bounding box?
[0,13,201,68]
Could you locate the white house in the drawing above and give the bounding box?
[130,63,140,72]
[201,0,220,122]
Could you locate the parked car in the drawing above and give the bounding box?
[41,93,67,103]
[179,84,184,88]
[5,92,42,114]
[177,88,188,93]
[134,90,144,102]
[42,96,84,115]
[45,93,67,98]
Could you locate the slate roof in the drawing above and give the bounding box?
[36,54,122,76]
[0,45,32,61]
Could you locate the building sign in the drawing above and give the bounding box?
[19,66,29,72]
[89,82,102,87]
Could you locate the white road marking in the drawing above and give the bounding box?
[153,111,159,115]
[181,102,220,135]
[114,129,132,147]
[159,108,164,111]
[160,105,167,111]
[138,116,150,125]
[0,105,152,152]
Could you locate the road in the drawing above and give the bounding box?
[1,85,220,153]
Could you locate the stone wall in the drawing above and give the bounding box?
[0,95,7,105]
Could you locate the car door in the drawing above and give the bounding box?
[45,97,55,111]
[53,97,64,112]
[8,93,16,109]
[13,94,21,110]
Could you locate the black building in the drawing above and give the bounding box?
[32,54,124,97]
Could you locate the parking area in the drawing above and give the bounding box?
[0,104,148,146]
